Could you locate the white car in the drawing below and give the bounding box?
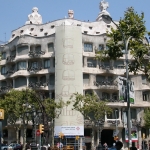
[1,143,22,150]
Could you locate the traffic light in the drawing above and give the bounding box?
[143,133,145,139]
[39,124,44,133]
[75,136,79,140]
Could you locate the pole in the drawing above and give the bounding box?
[110,18,132,149]
[39,134,41,150]
[115,110,117,135]
[0,121,2,150]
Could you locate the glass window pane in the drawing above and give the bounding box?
[84,43,93,52]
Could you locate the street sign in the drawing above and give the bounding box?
[36,129,40,136]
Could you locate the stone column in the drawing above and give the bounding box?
[138,127,142,150]
[13,79,15,88]
[50,58,53,69]
[119,108,121,120]
[26,60,28,69]
[26,77,29,87]
[84,57,87,67]
[96,60,99,69]
[28,44,30,52]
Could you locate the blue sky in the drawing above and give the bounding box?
[0,0,149,42]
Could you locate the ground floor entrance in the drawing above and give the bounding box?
[101,129,114,148]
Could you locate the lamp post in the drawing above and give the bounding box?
[102,14,132,148]
[114,109,118,136]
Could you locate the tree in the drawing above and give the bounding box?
[71,92,112,123]
[0,89,65,149]
[144,108,150,128]
[96,7,150,78]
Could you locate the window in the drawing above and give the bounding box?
[15,76,27,88]
[1,52,6,60]
[87,59,96,68]
[143,91,149,101]
[44,32,48,36]
[49,74,55,85]
[99,44,104,51]
[44,59,50,68]
[35,45,41,53]
[51,25,55,28]
[17,61,26,70]
[1,66,6,75]
[18,46,28,55]
[83,74,89,85]
[142,75,147,84]
[48,43,54,52]
[31,62,38,68]
[84,43,93,52]
[131,109,136,119]
[102,92,110,100]
[11,50,16,56]
[40,29,43,32]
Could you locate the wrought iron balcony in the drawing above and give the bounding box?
[27,66,43,72]
[94,80,118,87]
[0,84,13,92]
[6,55,16,62]
[28,50,45,57]
[101,65,113,70]
[6,69,15,75]
[28,81,48,88]
[131,118,142,127]
[100,97,120,102]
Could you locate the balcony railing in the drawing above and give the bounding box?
[94,80,118,87]
[101,65,113,70]
[28,81,48,88]
[131,118,142,127]
[28,50,45,57]
[100,97,120,102]
[0,84,13,92]
[6,55,16,62]
[6,69,15,76]
[27,66,43,72]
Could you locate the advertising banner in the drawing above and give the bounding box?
[54,126,84,136]
[118,76,134,103]
[125,127,138,142]
[54,25,84,136]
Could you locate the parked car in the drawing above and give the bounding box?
[8,143,22,150]
[1,143,22,150]
[1,144,8,150]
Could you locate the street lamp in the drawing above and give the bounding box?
[102,14,132,148]
[114,109,118,136]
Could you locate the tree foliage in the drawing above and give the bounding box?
[70,93,112,123]
[96,7,150,78]
[0,89,66,146]
[144,108,150,128]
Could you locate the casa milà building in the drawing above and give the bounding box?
[0,1,150,149]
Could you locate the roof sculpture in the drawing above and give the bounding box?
[25,7,42,25]
[96,0,110,21]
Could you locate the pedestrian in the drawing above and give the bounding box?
[130,147,137,150]
[115,141,123,150]
[109,143,117,150]
[103,143,108,150]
